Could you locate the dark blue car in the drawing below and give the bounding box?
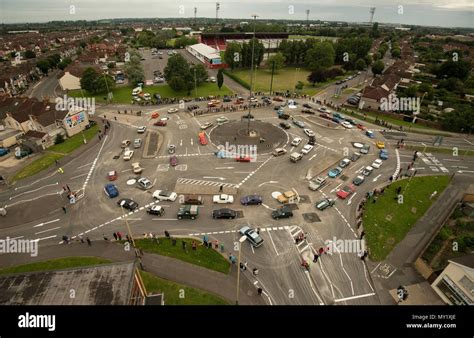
[104,183,119,198]
[0,148,9,157]
[240,195,263,206]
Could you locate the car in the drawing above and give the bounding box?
[213,194,234,204]
[308,176,326,191]
[242,113,254,119]
[177,205,199,220]
[376,141,385,149]
[273,96,284,102]
[360,144,370,154]
[315,198,335,210]
[137,177,153,190]
[117,198,138,211]
[107,170,118,181]
[200,122,213,130]
[356,124,366,130]
[240,194,263,206]
[304,129,315,137]
[168,145,176,154]
[123,149,134,161]
[280,122,291,129]
[187,104,200,111]
[236,156,251,162]
[154,119,168,126]
[276,191,297,204]
[319,112,331,120]
[341,121,353,129]
[353,175,365,186]
[153,190,178,201]
[339,158,351,168]
[328,167,343,178]
[133,139,142,148]
[0,148,9,157]
[308,136,316,146]
[336,185,355,199]
[234,98,245,104]
[104,183,119,198]
[301,108,315,114]
[372,159,383,169]
[212,208,237,219]
[335,80,343,85]
[272,205,293,219]
[239,226,264,248]
[223,96,232,102]
[198,132,208,145]
[170,155,178,166]
[278,113,290,120]
[184,195,203,205]
[272,148,287,157]
[290,152,303,162]
[216,116,229,124]
[167,108,179,114]
[362,166,374,176]
[291,137,302,147]
[131,162,143,174]
[293,120,305,128]
[350,152,361,162]
[366,130,375,138]
[318,106,328,113]
[207,99,221,107]
[301,144,314,154]
[147,205,165,216]
[121,139,131,148]
[379,149,389,160]
[137,126,146,133]
[303,103,313,109]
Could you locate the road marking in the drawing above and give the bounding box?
[347,192,357,205]
[190,138,193,146]
[11,236,24,240]
[14,171,57,191]
[70,173,88,180]
[77,161,93,169]
[372,174,381,182]
[464,139,474,146]
[82,135,108,191]
[330,183,342,193]
[458,170,474,174]
[9,182,59,200]
[309,154,317,161]
[333,292,376,303]
[215,167,234,170]
[153,218,178,221]
[451,165,468,168]
[35,226,61,235]
[258,181,278,187]
[34,235,57,242]
[266,229,279,256]
[443,159,460,162]
[304,270,325,305]
[33,218,61,228]
[121,169,132,173]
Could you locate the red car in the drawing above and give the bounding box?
[273,96,284,102]
[198,132,208,145]
[107,170,118,181]
[154,120,167,126]
[170,156,178,166]
[235,156,251,162]
[336,185,355,199]
[151,112,160,119]
[234,98,245,104]
[357,124,366,130]
[319,113,331,120]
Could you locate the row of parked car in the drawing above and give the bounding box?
[0,147,33,159]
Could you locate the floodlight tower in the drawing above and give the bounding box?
[194,7,197,25]
[369,7,376,23]
[216,2,220,23]
[306,9,310,25]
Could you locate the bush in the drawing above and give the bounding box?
[222,69,250,90]
[54,134,65,144]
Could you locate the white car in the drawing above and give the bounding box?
[123,148,134,161]
[301,144,314,155]
[216,116,229,124]
[152,190,178,201]
[131,162,143,174]
[168,108,179,114]
[137,126,146,133]
[372,159,383,169]
[200,122,214,130]
[341,121,353,129]
[304,129,315,137]
[291,137,302,147]
[362,166,374,176]
[137,177,153,190]
[212,194,234,204]
[318,106,328,113]
[339,158,351,168]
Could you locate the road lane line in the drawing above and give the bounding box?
[334,292,376,303]
[9,182,59,200]
[34,235,57,241]
[33,218,61,228]
[35,226,61,235]
[266,229,279,256]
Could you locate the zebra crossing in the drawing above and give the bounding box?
[188,225,289,237]
[176,177,238,188]
[420,153,449,173]
[289,225,312,254]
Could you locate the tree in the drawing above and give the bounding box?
[436,60,471,81]
[364,54,373,66]
[168,76,187,91]
[224,42,241,70]
[217,69,224,90]
[94,74,115,94]
[36,59,51,74]
[295,81,304,92]
[125,64,145,87]
[190,64,208,85]
[371,60,385,75]
[267,52,285,71]
[355,58,367,70]
[54,134,65,144]
[164,54,194,92]
[308,70,325,86]
[24,50,36,59]
[305,42,335,71]
[391,48,401,58]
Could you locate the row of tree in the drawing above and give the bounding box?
[163,54,209,93]
[36,53,72,74]
[79,68,115,95]
[223,39,265,70]
[124,51,145,86]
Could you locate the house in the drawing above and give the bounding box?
[431,254,474,305]
[23,130,53,150]
[0,126,23,148]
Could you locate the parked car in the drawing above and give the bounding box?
[137,126,146,133]
[372,159,383,169]
[213,194,234,204]
[341,121,353,129]
[212,208,237,219]
[168,145,176,154]
[308,177,326,191]
[177,205,199,220]
[123,149,134,161]
[315,198,335,210]
[0,148,9,157]
[379,149,389,160]
[117,198,138,211]
[170,155,178,166]
[360,144,370,154]
[121,139,131,148]
[280,122,291,129]
[154,120,167,126]
[137,177,153,190]
[301,144,314,154]
[339,158,351,168]
[198,132,208,145]
[350,152,361,162]
[272,148,287,157]
[276,191,297,204]
[131,162,143,174]
[328,167,343,178]
[216,116,229,124]
[293,120,305,128]
[200,121,213,130]
[153,190,178,201]
[133,139,142,148]
[107,170,118,181]
[353,175,365,186]
[362,166,374,176]
[376,141,385,149]
[184,195,203,205]
[336,185,355,199]
[290,152,303,162]
[304,129,315,137]
[147,205,165,216]
[291,137,302,146]
[240,195,263,206]
[104,183,119,198]
[239,226,264,247]
[366,130,375,138]
[168,108,179,113]
[15,148,33,159]
[272,205,293,219]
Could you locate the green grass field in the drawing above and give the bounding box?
[69,83,233,104]
[0,257,112,275]
[134,238,230,274]
[11,125,99,182]
[140,271,229,305]
[363,175,451,261]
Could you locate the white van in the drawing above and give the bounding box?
[132,87,142,96]
[290,152,303,163]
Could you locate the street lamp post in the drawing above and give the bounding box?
[293,68,300,94]
[235,235,247,305]
[120,205,136,248]
[246,14,258,136]
[194,68,197,97]
[403,142,426,195]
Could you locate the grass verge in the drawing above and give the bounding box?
[0,257,112,275]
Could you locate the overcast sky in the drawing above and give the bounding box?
[0,0,473,28]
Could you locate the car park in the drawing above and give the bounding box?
[362,166,374,176]
[147,205,165,216]
[304,129,315,137]
[308,177,326,191]
[104,183,119,198]
[213,194,234,204]
[328,167,342,178]
[315,198,335,210]
[131,162,143,174]
[153,190,178,201]
[301,144,314,154]
[336,185,355,199]
[353,175,365,186]
[272,148,287,157]
[123,149,134,161]
[137,126,146,133]
[271,205,293,219]
[212,208,236,219]
[117,198,138,211]
[339,158,351,168]
[177,205,199,220]
[379,149,389,160]
[240,194,263,205]
[170,155,178,166]
[239,226,264,247]
[376,141,385,149]
[200,122,213,130]
[184,195,203,205]
[133,139,142,148]
[350,152,361,162]
[290,152,303,162]
[107,170,118,181]
[293,120,305,128]
[137,177,153,190]
[291,137,302,146]
[280,122,291,129]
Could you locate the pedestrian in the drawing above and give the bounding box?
[55,159,59,166]
[103,234,109,241]
[117,232,122,241]
[182,240,186,251]
[219,185,223,192]
[253,268,259,276]
[220,243,224,253]
[360,231,365,240]
[318,247,324,256]
[62,186,67,192]
[165,230,170,239]
[389,175,393,182]
[257,288,263,296]
[192,241,197,250]
[372,196,377,204]
[214,240,219,249]
[113,232,118,241]
[256,227,260,234]
[98,134,102,140]
[243,261,248,271]
[79,235,84,244]
[240,262,244,271]
[313,254,319,263]
[86,237,92,246]
[62,206,67,214]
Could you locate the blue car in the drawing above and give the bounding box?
[328,167,343,178]
[366,130,375,138]
[0,148,9,157]
[240,194,263,206]
[104,183,119,198]
[379,149,388,160]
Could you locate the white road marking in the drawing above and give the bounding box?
[347,192,357,205]
[34,235,57,242]
[70,173,88,180]
[14,171,57,191]
[266,229,279,256]
[9,182,59,200]
[33,218,61,228]
[77,161,93,169]
[153,218,178,221]
[372,174,381,182]
[333,292,376,303]
[35,226,61,235]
